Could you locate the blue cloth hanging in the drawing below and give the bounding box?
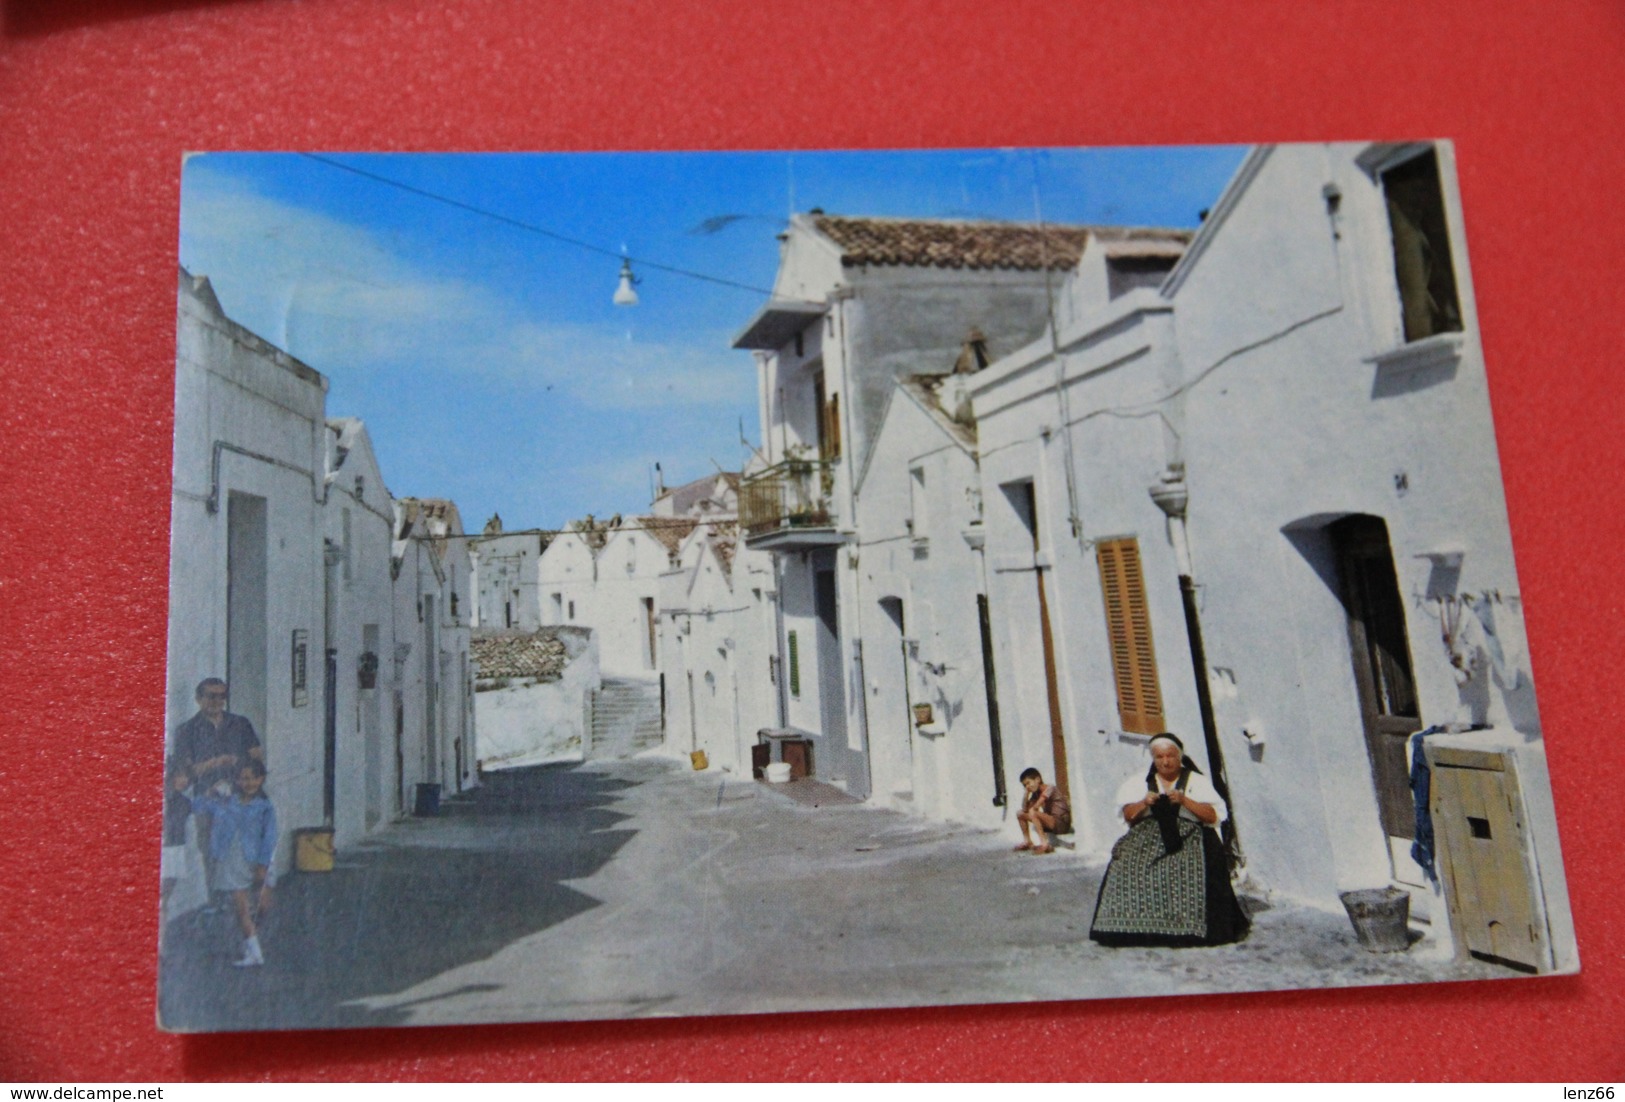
[1409,726,1445,884]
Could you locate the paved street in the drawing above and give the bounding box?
[159,755,1506,1032]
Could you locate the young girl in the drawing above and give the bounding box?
[194,759,278,967]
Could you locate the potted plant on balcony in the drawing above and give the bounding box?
[782,444,832,528]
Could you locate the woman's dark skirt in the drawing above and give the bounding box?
[1088,817,1250,947]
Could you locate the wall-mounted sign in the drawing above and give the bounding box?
[291,628,309,707]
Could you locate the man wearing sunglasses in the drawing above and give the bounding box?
[172,678,264,798]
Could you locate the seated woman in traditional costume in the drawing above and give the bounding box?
[1088,733,1249,947]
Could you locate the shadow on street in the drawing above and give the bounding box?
[158,762,640,1032]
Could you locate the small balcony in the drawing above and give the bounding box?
[739,458,846,550]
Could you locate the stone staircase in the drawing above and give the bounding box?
[588,677,664,760]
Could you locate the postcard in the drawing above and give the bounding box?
[159,142,1576,1032]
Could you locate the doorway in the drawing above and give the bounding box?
[876,596,915,799]
[813,557,855,790]
[1330,515,1422,844]
[1003,480,1070,803]
[422,594,439,785]
[225,493,268,746]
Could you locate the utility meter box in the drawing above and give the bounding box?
[1425,732,1576,975]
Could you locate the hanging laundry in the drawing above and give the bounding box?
[1439,595,1481,684]
[1471,595,1526,691]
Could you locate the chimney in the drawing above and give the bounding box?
[953,327,991,374]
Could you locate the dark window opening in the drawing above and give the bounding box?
[1107,255,1179,300]
[1468,816,1493,840]
[813,369,840,461]
[1001,479,1039,551]
[1382,149,1463,343]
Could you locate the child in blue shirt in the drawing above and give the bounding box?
[193,759,278,967]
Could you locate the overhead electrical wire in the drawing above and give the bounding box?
[298,152,777,297]
[406,517,744,542]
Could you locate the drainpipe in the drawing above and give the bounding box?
[1149,467,1242,867]
[772,556,789,729]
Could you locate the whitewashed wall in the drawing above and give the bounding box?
[539,532,597,629]
[1165,142,1545,911]
[391,507,477,804]
[967,143,1560,942]
[322,420,398,848]
[854,385,1008,828]
[472,532,545,632]
[475,629,598,771]
[970,292,1202,861]
[589,526,671,679]
[659,532,778,775]
[748,218,1092,803]
[169,272,329,875]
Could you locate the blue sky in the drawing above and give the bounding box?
[179,146,1246,531]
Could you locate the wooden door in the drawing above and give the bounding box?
[1430,750,1545,971]
[1331,515,1420,840]
[1006,480,1069,803]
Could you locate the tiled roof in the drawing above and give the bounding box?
[395,497,464,566]
[566,514,620,552]
[811,214,1192,272]
[638,516,699,557]
[397,497,458,531]
[471,629,569,682]
[709,522,739,574]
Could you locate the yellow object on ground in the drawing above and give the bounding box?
[293,828,335,873]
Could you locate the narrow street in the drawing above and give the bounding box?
[159,754,1506,1032]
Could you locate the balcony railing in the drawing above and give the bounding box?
[740,459,837,541]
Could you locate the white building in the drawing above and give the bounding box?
[967,142,1572,971]
[592,518,695,678]
[169,269,331,867]
[537,523,600,630]
[652,471,739,519]
[470,518,550,632]
[537,515,695,680]
[657,519,778,775]
[322,418,398,845]
[852,363,1009,825]
[732,213,1189,799]
[392,497,477,801]
[168,270,476,883]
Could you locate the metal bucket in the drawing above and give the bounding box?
[293,828,335,873]
[765,761,792,784]
[1340,887,1412,952]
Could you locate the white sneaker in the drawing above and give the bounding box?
[232,937,264,968]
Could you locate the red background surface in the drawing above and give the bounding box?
[2,0,1622,1081]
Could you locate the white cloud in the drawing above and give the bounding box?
[180,172,752,412]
